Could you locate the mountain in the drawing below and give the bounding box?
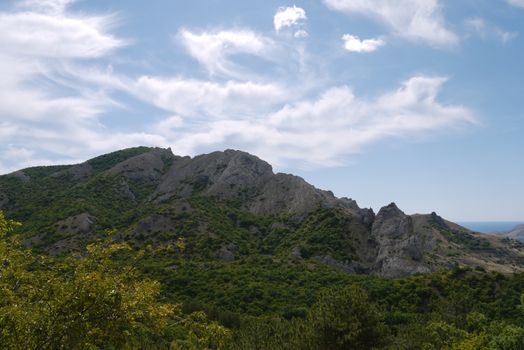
[1,146,523,278]
[506,224,524,241]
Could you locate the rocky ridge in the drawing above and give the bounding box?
[1,147,523,277]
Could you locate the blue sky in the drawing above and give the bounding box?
[0,0,523,221]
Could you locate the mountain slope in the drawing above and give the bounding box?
[1,146,523,277]
[506,224,524,241]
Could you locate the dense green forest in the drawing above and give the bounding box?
[1,211,524,349]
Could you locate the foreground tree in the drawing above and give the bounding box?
[0,211,229,349]
[305,285,389,350]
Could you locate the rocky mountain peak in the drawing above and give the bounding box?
[372,203,411,237]
[2,146,524,278]
[107,147,176,182]
[429,211,448,228]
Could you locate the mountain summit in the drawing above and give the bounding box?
[1,147,523,277]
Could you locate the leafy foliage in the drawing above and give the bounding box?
[0,211,230,349]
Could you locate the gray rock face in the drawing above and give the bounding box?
[215,243,237,262]
[7,170,30,182]
[153,150,273,202]
[506,224,524,241]
[50,163,93,181]
[340,197,375,228]
[430,211,448,229]
[108,148,175,183]
[153,149,370,221]
[131,214,177,238]
[55,213,95,236]
[371,203,431,277]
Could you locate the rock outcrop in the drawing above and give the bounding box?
[50,163,93,181]
[506,224,524,241]
[7,170,30,182]
[152,149,369,221]
[55,213,96,236]
[108,148,175,183]
[371,203,433,277]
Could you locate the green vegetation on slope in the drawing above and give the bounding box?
[0,211,230,349]
[1,210,524,349]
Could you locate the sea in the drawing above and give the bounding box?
[457,222,524,234]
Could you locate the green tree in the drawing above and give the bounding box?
[305,285,389,350]
[0,211,230,349]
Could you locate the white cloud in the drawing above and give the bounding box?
[274,6,307,32]
[508,0,524,8]
[178,29,273,77]
[323,0,458,47]
[342,34,385,52]
[163,76,475,167]
[129,76,289,119]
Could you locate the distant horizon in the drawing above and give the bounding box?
[457,221,524,233]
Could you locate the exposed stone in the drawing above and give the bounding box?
[50,163,93,181]
[270,222,290,231]
[371,203,432,277]
[131,214,177,238]
[152,150,373,221]
[215,243,237,262]
[290,246,302,258]
[8,170,30,182]
[55,213,95,236]
[116,177,136,200]
[108,148,176,183]
[430,211,448,229]
[506,224,524,241]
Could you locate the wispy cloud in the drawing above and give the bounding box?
[129,76,290,119]
[323,0,458,47]
[177,29,274,78]
[0,0,134,172]
[464,17,518,44]
[508,0,524,9]
[160,76,475,167]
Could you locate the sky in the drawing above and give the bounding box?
[0,0,523,221]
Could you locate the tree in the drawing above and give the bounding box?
[304,285,389,350]
[0,211,230,349]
